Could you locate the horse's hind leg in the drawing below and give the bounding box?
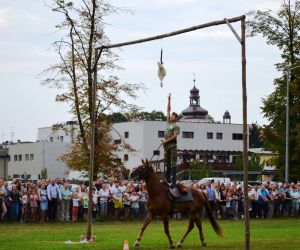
[176,215,195,248]
[134,212,153,247]
[163,217,175,249]
[195,215,206,246]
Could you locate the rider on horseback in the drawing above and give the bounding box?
[162,94,179,188]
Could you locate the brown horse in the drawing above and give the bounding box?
[130,159,223,248]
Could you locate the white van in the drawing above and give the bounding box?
[197,177,231,185]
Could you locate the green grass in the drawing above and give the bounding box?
[0,218,299,250]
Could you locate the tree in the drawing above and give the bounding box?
[137,110,167,121]
[40,168,48,179]
[249,122,264,148]
[189,160,212,180]
[43,0,140,176]
[248,0,300,180]
[108,112,129,123]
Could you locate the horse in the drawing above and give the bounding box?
[130,159,223,249]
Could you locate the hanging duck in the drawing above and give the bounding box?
[157,47,166,87]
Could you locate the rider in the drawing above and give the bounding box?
[163,94,180,188]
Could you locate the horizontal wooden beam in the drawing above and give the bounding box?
[96,15,245,50]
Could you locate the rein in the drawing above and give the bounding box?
[149,141,163,162]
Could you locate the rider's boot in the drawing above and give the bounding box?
[166,167,171,183]
[170,167,177,188]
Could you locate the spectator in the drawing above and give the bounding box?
[257,184,269,218]
[71,191,80,222]
[60,183,72,221]
[268,187,277,218]
[231,187,239,220]
[218,185,227,219]
[39,184,48,223]
[123,192,131,220]
[130,191,140,219]
[283,187,292,216]
[110,181,124,219]
[9,184,20,221]
[206,181,216,216]
[99,183,109,219]
[92,188,98,220]
[82,189,89,222]
[29,188,39,222]
[47,179,61,222]
[138,185,148,219]
[0,179,7,221]
[290,185,299,216]
[20,189,28,223]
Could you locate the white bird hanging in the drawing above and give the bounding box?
[157,48,166,87]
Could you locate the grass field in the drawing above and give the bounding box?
[0,218,299,250]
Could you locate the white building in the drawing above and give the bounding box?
[0,146,9,179]
[111,120,246,170]
[5,83,249,178]
[111,84,248,171]
[6,121,77,180]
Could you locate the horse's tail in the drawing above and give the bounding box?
[203,194,223,237]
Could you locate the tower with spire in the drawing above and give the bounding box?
[181,76,209,122]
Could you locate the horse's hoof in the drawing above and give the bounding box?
[170,245,175,249]
[133,240,140,247]
[176,242,183,248]
[202,242,207,247]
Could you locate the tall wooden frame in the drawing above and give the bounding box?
[87,15,250,250]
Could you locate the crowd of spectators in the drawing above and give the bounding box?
[0,177,299,223]
[0,178,148,222]
[195,180,300,219]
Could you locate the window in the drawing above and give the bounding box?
[114,139,121,144]
[18,154,22,161]
[25,154,29,161]
[124,131,129,138]
[182,131,194,139]
[124,154,129,161]
[60,136,64,142]
[14,155,17,162]
[30,154,34,161]
[153,150,160,156]
[13,174,20,178]
[232,133,243,140]
[158,131,165,138]
[115,158,121,163]
[207,132,213,139]
[216,133,223,140]
[49,137,53,142]
[21,174,31,179]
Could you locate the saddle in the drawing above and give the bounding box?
[165,182,194,203]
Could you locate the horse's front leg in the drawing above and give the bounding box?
[134,212,153,247]
[163,217,175,249]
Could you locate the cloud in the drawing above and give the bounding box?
[0,7,10,27]
[114,0,198,9]
[254,1,281,11]
[25,13,40,22]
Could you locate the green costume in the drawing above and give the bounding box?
[164,121,180,186]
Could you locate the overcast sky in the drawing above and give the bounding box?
[0,0,283,142]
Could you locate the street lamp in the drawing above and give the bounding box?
[285,64,300,183]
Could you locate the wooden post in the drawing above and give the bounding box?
[241,16,250,250]
[86,48,99,241]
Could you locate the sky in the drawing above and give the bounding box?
[0,0,283,142]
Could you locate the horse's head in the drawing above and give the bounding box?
[130,159,153,180]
